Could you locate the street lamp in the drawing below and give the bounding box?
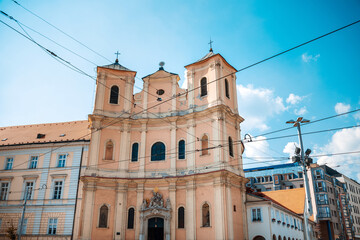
[286,117,313,240]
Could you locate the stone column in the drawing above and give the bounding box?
[170,125,177,173]
[232,74,239,114]
[94,73,106,112]
[236,122,242,169]
[212,117,221,163]
[124,77,134,113]
[222,113,229,165]
[88,121,101,167]
[119,123,130,176]
[214,177,225,239]
[114,183,128,240]
[143,81,149,118]
[226,180,234,239]
[187,120,196,170]
[139,124,147,177]
[135,182,144,239]
[241,183,249,239]
[186,180,196,239]
[171,76,177,112]
[81,181,96,240]
[187,71,195,110]
[169,182,177,240]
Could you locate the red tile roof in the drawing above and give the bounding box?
[0,120,90,146]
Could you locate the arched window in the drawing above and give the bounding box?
[202,203,210,227]
[228,137,234,157]
[105,140,114,160]
[225,79,230,99]
[200,77,207,97]
[127,207,135,229]
[151,142,166,161]
[273,235,277,240]
[178,140,185,159]
[109,85,119,104]
[278,236,281,240]
[178,207,185,228]
[283,237,286,240]
[99,205,108,228]
[131,143,139,162]
[201,135,209,155]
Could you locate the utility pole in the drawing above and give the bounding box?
[286,117,313,240]
[18,187,30,240]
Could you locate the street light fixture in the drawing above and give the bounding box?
[286,117,313,240]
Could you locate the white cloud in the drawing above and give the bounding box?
[316,127,360,181]
[302,53,320,63]
[354,112,360,120]
[243,136,275,168]
[294,106,307,115]
[237,84,287,131]
[286,93,303,105]
[334,102,351,115]
[283,142,299,157]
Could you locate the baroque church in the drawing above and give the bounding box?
[74,48,248,240]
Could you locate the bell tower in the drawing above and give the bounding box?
[93,56,137,118]
[184,48,238,114]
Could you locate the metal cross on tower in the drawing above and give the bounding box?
[114,51,121,63]
[208,38,213,52]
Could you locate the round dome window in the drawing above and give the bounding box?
[156,89,165,95]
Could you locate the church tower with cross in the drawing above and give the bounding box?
[75,46,247,240]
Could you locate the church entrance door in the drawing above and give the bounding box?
[147,217,164,240]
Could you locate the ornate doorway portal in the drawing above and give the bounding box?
[148,217,164,240]
[139,191,171,240]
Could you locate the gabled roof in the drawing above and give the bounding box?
[100,59,135,72]
[142,67,179,81]
[0,120,90,147]
[184,50,237,72]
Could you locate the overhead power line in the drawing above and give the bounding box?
[10,0,112,63]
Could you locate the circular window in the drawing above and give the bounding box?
[156,89,165,95]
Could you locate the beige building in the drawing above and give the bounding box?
[74,49,249,240]
[0,121,89,239]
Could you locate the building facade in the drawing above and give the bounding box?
[0,121,89,239]
[246,189,317,240]
[337,174,360,239]
[74,50,248,240]
[245,163,349,240]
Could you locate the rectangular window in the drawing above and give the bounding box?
[288,174,293,180]
[315,169,323,179]
[29,156,38,169]
[317,181,326,192]
[317,194,329,205]
[318,207,331,218]
[57,154,67,167]
[53,181,63,199]
[24,182,34,200]
[298,172,303,178]
[0,182,9,200]
[251,208,261,221]
[5,158,13,170]
[18,218,27,234]
[48,218,57,235]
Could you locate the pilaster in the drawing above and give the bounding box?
[186,180,196,240]
[139,124,147,177]
[135,182,145,239]
[170,125,177,173]
[114,183,128,240]
[89,122,101,166]
[214,177,226,239]
[187,71,195,109]
[169,182,177,240]
[81,181,96,240]
[226,180,234,239]
[143,81,149,118]
[119,124,130,176]
[186,119,196,169]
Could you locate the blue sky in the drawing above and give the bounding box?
[0,0,360,179]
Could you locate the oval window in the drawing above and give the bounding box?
[156,89,165,95]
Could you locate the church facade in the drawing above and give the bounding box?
[74,49,248,240]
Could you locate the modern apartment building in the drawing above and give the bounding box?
[0,121,89,239]
[337,174,360,239]
[245,163,349,240]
